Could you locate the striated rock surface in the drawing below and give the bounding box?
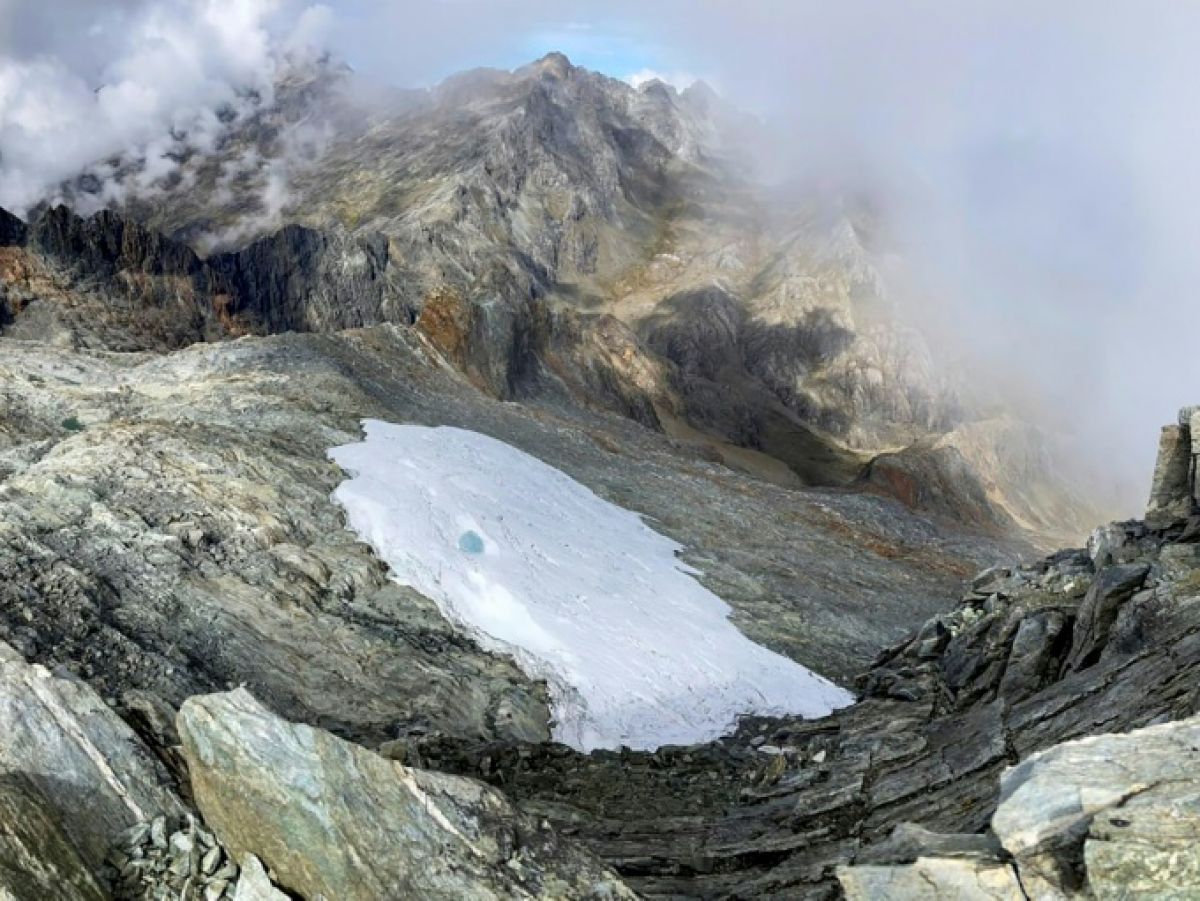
[405,411,1200,897]
[994,716,1200,898]
[0,642,185,875]
[838,856,1023,900]
[177,687,635,901]
[0,774,108,901]
[839,713,1200,899]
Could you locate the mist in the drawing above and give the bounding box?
[3,1,1197,514]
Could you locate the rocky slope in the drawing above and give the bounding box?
[1,48,1183,901]
[26,51,1107,539]
[1,382,1197,898]
[399,407,1200,897]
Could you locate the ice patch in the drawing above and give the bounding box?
[328,421,853,751]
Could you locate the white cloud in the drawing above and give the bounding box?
[623,67,697,92]
[0,0,324,216]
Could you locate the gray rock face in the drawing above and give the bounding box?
[994,716,1200,898]
[210,223,413,334]
[0,774,107,901]
[1064,562,1149,671]
[0,643,185,875]
[1146,423,1193,527]
[177,688,635,901]
[837,857,1024,900]
[0,208,26,247]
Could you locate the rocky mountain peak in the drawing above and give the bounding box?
[522,50,575,80]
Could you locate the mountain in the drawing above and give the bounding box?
[1,50,1198,901]
[15,52,1106,546]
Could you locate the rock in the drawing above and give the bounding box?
[0,642,185,875]
[993,716,1200,897]
[177,688,635,900]
[853,823,1004,865]
[1065,563,1150,670]
[105,812,245,901]
[1190,407,1200,504]
[0,207,26,247]
[837,856,1024,900]
[998,609,1069,700]
[0,774,107,901]
[1146,423,1193,528]
[231,855,288,901]
[1088,522,1130,568]
[1085,781,1200,898]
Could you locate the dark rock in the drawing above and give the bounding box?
[0,206,27,246]
[1065,563,1150,671]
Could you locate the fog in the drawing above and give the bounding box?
[2,0,1197,512]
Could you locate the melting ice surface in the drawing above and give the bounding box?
[329,421,853,751]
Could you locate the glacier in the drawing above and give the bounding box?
[329,420,853,751]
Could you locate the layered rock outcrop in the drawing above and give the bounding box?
[1146,406,1198,528]
[837,714,1200,898]
[0,318,1196,900]
[403,407,1200,897]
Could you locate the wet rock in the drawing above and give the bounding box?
[177,688,635,900]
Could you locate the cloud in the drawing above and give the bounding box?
[0,0,325,215]
[623,68,697,92]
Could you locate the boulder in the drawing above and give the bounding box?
[1065,563,1150,671]
[837,856,1024,900]
[177,688,634,901]
[993,716,1200,898]
[0,642,185,876]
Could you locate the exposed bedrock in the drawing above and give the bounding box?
[0,332,1196,898]
[176,688,634,900]
[404,408,1200,898]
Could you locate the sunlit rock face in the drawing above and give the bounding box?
[330,421,853,751]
